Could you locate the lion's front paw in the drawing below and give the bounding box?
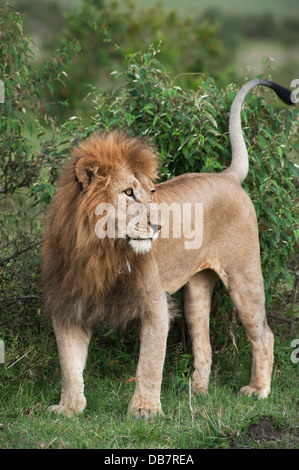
[127,397,162,420]
[239,385,270,399]
[193,385,208,395]
[47,404,73,417]
[47,397,86,417]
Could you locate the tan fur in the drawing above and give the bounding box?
[43,78,292,417]
[43,132,273,418]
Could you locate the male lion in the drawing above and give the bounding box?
[43,79,295,418]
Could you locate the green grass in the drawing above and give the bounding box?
[0,323,298,449]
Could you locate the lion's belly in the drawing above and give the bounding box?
[154,237,209,294]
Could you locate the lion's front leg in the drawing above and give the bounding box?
[128,292,169,419]
[48,318,91,417]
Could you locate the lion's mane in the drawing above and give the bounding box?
[42,131,160,328]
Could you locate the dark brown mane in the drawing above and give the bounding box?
[42,132,159,328]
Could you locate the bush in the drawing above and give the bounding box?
[82,47,298,306]
[0,4,80,330]
[0,4,80,196]
[49,0,226,118]
[0,8,297,340]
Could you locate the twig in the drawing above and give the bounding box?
[188,377,195,423]
[45,425,73,449]
[229,308,239,353]
[2,295,41,304]
[0,241,42,266]
[268,314,299,324]
[171,72,207,87]
[7,349,33,369]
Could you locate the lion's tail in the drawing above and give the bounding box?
[223,79,295,185]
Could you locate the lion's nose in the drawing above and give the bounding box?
[148,221,162,234]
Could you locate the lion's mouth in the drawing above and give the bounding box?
[126,231,159,242]
[126,236,153,241]
[126,223,160,254]
[127,237,154,255]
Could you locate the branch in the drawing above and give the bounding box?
[0,240,42,267]
[2,294,41,304]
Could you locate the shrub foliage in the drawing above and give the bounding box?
[0,6,298,339]
[85,48,298,305]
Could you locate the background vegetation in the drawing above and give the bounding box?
[0,0,298,449]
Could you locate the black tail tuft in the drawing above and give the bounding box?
[262,80,296,106]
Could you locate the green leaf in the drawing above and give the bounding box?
[32,184,46,193]
[140,68,146,82]
[264,205,278,223]
[48,83,54,96]
[124,112,133,125]
[143,53,151,65]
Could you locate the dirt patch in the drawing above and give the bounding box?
[246,417,299,447]
[247,418,284,442]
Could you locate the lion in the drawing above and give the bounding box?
[42,79,295,419]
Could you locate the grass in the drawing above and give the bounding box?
[0,320,298,449]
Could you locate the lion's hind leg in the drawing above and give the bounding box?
[226,268,274,398]
[184,270,219,394]
[48,318,91,417]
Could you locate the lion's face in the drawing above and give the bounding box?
[107,169,160,254]
[73,133,161,255]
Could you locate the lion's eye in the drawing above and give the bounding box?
[124,188,134,197]
[151,189,156,194]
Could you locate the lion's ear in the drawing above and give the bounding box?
[75,157,99,188]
